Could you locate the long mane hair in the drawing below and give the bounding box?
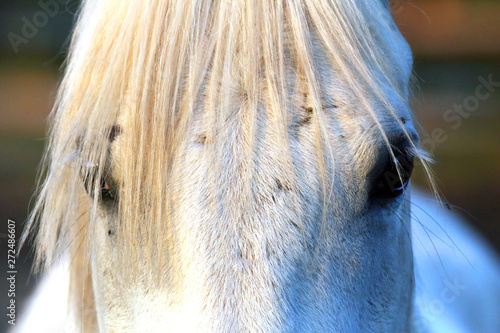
[24,0,433,328]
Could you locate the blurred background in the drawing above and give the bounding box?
[0,0,499,331]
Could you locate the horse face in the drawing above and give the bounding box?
[85,3,419,332]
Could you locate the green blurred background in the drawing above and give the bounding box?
[0,0,499,331]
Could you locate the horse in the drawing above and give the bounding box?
[16,0,500,332]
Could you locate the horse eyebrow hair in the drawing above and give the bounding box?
[109,125,122,143]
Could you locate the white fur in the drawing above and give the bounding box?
[17,191,500,332]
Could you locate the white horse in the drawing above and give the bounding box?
[16,0,500,332]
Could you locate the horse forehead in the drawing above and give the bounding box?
[309,15,413,103]
[112,6,415,158]
[312,66,413,140]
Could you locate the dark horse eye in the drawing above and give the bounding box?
[100,177,116,201]
[372,148,414,198]
[82,166,117,202]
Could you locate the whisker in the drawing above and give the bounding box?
[399,200,452,249]
[390,206,448,281]
[400,0,432,25]
[54,205,90,248]
[409,198,473,269]
[49,210,90,268]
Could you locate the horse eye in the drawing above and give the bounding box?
[82,167,117,202]
[100,177,116,201]
[372,148,414,198]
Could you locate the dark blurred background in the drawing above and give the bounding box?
[0,0,499,331]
